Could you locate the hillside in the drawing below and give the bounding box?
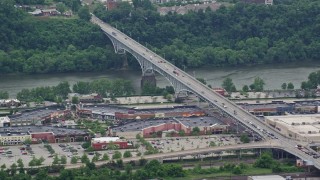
[95,0,320,68]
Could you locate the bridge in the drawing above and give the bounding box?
[90,14,320,169]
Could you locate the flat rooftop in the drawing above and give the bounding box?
[10,108,64,122]
[176,116,225,127]
[112,119,178,132]
[0,126,88,137]
[111,116,225,132]
[266,115,320,136]
[83,105,202,115]
[241,103,292,111]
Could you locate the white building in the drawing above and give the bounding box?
[248,175,285,180]
[265,115,320,142]
[0,116,10,127]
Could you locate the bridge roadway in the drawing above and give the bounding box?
[90,15,320,169]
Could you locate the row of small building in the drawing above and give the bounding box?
[240,100,320,116]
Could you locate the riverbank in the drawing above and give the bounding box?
[1,63,320,98]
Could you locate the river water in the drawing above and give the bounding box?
[1,63,320,98]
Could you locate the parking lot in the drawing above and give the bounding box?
[0,142,138,167]
[0,134,246,167]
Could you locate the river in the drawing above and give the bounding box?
[1,63,320,98]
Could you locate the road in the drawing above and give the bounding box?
[90,15,320,169]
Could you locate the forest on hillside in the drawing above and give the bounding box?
[0,0,123,74]
[95,0,320,68]
[1,0,320,74]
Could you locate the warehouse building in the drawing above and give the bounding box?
[265,115,320,142]
[0,116,10,127]
[91,137,132,150]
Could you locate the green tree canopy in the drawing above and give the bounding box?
[222,77,236,92]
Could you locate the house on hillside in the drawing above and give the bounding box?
[158,2,221,15]
[240,0,273,5]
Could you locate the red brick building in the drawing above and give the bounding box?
[91,137,130,150]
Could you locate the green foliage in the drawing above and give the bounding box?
[60,155,67,164]
[29,156,45,166]
[301,71,320,89]
[72,96,79,104]
[281,83,287,90]
[17,81,70,102]
[52,154,59,165]
[82,141,91,149]
[73,79,135,97]
[102,153,109,161]
[55,0,81,12]
[209,141,216,147]
[0,91,9,99]
[56,2,67,14]
[197,78,207,85]
[254,153,274,168]
[78,5,91,21]
[17,158,24,174]
[44,144,55,154]
[192,126,200,135]
[95,0,320,69]
[250,77,265,91]
[240,134,250,143]
[10,163,17,175]
[123,151,132,158]
[81,153,90,163]
[287,82,294,90]
[222,77,236,92]
[178,130,185,136]
[71,156,78,164]
[242,85,249,92]
[112,151,122,159]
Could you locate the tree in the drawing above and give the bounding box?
[281,83,287,90]
[102,153,109,161]
[112,151,122,159]
[61,155,67,164]
[24,138,32,145]
[71,156,78,164]
[78,5,91,21]
[254,153,274,168]
[242,85,249,92]
[0,164,6,171]
[287,82,294,89]
[222,77,236,92]
[53,154,59,165]
[72,96,79,104]
[197,78,207,85]
[82,142,91,149]
[240,134,250,143]
[0,91,9,99]
[81,154,90,163]
[17,158,24,174]
[192,127,200,136]
[178,130,185,136]
[54,81,71,98]
[123,151,132,158]
[37,156,45,165]
[251,77,265,91]
[232,166,243,174]
[10,163,17,175]
[35,169,48,180]
[92,154,99,162]
[56,2,67,14]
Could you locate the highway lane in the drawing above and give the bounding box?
[90,15,320,169]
